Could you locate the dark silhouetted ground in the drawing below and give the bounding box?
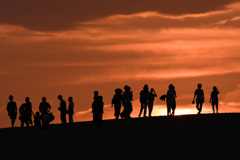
[1,113,240,160]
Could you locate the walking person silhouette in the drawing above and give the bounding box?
[121,85,133,119]
[210,86,219,114]
[19,101,29,128]
[6,95,17,128]
[139,84,149,117]
[111,88,122,119]
[193,83,204,114]
[167,84,177,116]
[58,95,67,124]
[148,88,157,117]
[67,97,74,124]
[24,97,33,126]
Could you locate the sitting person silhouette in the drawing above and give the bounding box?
[193,83,204,114]
[210,86,220,114]
[6,95,17,128]
[111,88,122,119]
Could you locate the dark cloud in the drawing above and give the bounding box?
[0,0,237,30]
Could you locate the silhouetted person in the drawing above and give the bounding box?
[19,102,29,128]
[210,86,219,114]
[167,84,177,116]
[67,97,74,124]
[58,95,67,124]
[111,88,122,119]
[33,111,41,127]
[6,95,17,128]
[139,84,149,117]
[24,97,33,126]
[39,97,51,126]
[92,91,104,125]
[193,83,204,114]
[148,88,157,117]
[121,85,133,119]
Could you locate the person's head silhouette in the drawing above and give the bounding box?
[197,83,202,89]
[143,84,149,90]
[150,88,154,93]
[94,91,99,97]
[25,97,30,102]
[115,88,122,94]
[169,84,175,90]
[42,97,46,102]
[213,86,217,91]
[124,85,130,91]
[9,95,13,101]
[68,97,73,102]
[58,95,63,101]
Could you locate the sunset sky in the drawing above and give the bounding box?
[0,0,240,128]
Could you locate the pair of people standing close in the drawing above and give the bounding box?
[6,96,33,128]
[111,85,133,119]
[193,84,220,114]
[139,85,157,117]
[19,97,33,128]
[57,95,74,125]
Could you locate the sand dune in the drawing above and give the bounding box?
[1,113,240,159]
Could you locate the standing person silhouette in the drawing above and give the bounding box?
[67,97,74,124]
[210,86,220,114]
[139,84,149,117]
[92,91,104,125]
[39,97,51,126]
[111,88,122,119]
[167,84,177,116]
[24,97,33,126]
[148,88,157,117]
[6,95,17,128]
[121,85,133,119]
[58,95,67,124]
[193,83,205,114]
[19,102,29,128]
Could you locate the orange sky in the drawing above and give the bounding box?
[0,0,240,128]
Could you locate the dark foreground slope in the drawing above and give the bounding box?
[1,113,240,160]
